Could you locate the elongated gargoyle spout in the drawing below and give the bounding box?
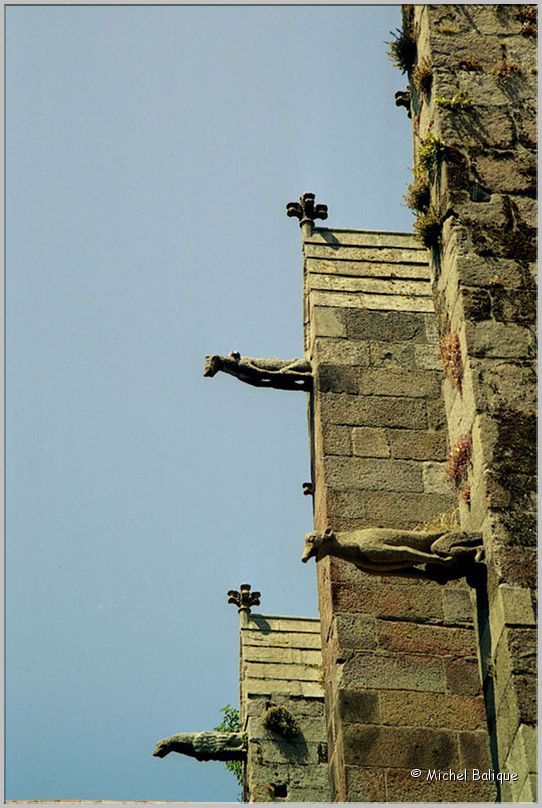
[203,352,312,391]
[153,731,247,762]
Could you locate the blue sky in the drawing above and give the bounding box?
[6,5,413,801]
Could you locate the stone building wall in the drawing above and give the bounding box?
[239,613,330,802]
[403,4,537,801]
[303,226,496,801]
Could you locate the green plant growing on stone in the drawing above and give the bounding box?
[263,706,300,741]
[435,92,474,111]
[413,58,433,95]
[439,331,463,391]
[404,174,430,213]
[386,26,417,74]
[414,206,443,249]
[446,434,472,502]
[214,705,243,785]
[417,134,446,176]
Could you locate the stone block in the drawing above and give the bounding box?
[380,690,487,731]
[422,461,451,495]
[323,456,424,493]
[321,423,352,456]
[414,343,442,370]
[351,427,390,458]
[474,150,536,195]
[495,673,537,767]
[331,578,445,622]
[346,309,428,342]
[362,491,456,529]
[504,723,537,778]
[357,367,442,398]
[333,613,377,649]
[307,228,421,249]
[456,255,529,289]
[426,399,448,430]
[376,621,477,657]
[464,320,535,359]
[311,306,346,337]
[345,766,386,801]
[442,588,475,623]
[444,657,482,696]
[389,429,447,460]
[458,730,493,769]
[492,545,537,590]
[389,767,497,801]
[339,651,446,693]
[316,364,358,394]
[369,341,416,367]
[342,724,459,769]
[324,489,365,519]
[305,257,429,279]
[311,290,362,309]
[317,392,428,429]
[338,689,380,724]
[312,337,370,366]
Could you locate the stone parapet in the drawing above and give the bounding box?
[240,614,330,802]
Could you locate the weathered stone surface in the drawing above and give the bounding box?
[362,491,456,529]
[443,657,482,696]
[320,423,352,456]
[442,588,475,623]
[317,392,428,429]
[351,427,390,458]
[317,364,358,394]
[307,228,422,249]
[346,309,428,342]
[342,724,459,768]
[369,341,415,367]
[339,651,446,693]
[357,367,442,398]
[345,766,386,801]
[331,580,445,622]
[422,461,451,495]
[389,429,447,460]
[376,621,477,657]
[338,689,380,724]
[458,730,493,769]
[311,305,346,337]
[385,768,497,802]
[306,257,429,279]
[414,343,442,370]
[380,690,487,731]
[464,320,535,359]
[323,455,424,492]
[313,337,370,366]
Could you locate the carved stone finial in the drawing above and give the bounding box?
[286,192,328,228]
[227,583,261,614]
[302,482,314,496]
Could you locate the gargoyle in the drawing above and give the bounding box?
[203,351,312,391]
[301,527,484,577]
[153,731,247,762]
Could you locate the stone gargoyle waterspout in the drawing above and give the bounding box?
[203,351,312,391]
[153,731,247,762]
[301,527,484,578]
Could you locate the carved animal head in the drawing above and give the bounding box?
[203,351,241,377]
[301,528,335,563]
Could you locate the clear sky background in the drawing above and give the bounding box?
[6,5,414,802]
